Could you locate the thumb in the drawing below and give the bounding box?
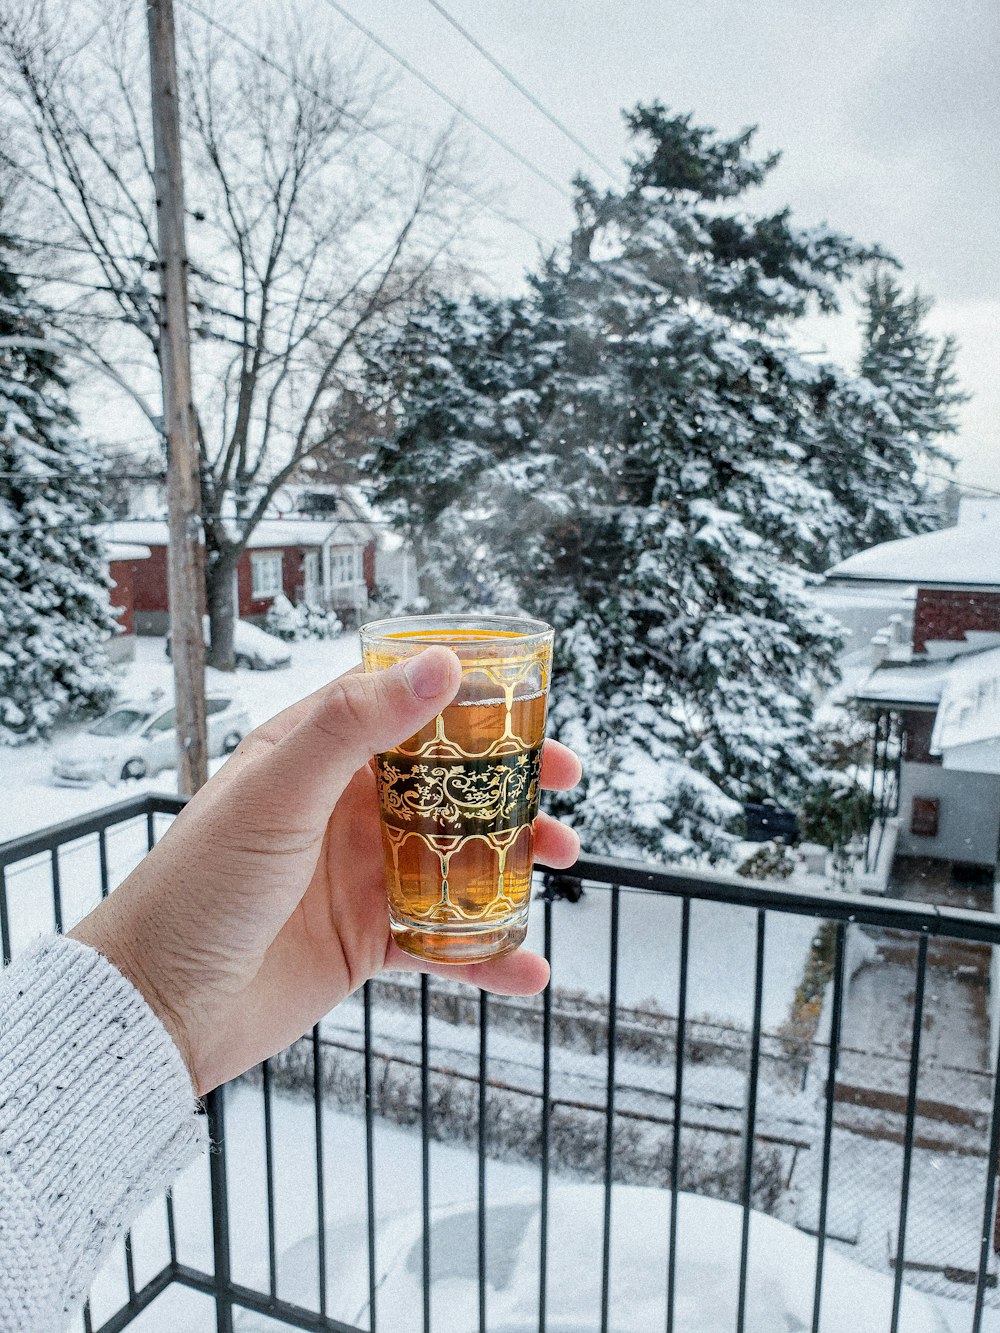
[253,646,462,822]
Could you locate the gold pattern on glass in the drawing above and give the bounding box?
[382,825,527,924]
[362,619,553,963]
[376,750,541,830]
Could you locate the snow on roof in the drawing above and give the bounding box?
[105,517,372,549]
[104,519,169,547]
[854,638,1000,775]
[930,646,1000,754]
[246,518,337,548]
[852,657,956,707]
[811,584,916,612]
[825,501,1000,589]
[106,542,151,562]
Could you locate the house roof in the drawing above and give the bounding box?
[245,518,338,549]
[853,642,1000,775]
[104,520,171,547]
[852,657,957,708]
[106,541,151,562]
[825,500,1000,590]
[930,646,1000,754]
[104,517,372,550]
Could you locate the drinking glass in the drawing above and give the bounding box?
[360,614,555,964]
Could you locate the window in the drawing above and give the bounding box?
[330,547,360,586]
[910,796,940,838]
[303,551,320,588]
[251,551,283,598]
[88,709,151,737]
[145,708,176,735]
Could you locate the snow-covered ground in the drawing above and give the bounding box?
[77,1082,990,1333]
[524,883,816,1031]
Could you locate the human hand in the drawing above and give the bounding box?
[69,648,581,1095]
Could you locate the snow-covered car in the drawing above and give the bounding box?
[235,1183,947,1333]
[166,617,292,670]
[51,693,251,787]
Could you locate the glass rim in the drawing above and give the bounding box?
[359,612,554,646]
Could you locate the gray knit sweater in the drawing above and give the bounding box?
[0,935,207,1333]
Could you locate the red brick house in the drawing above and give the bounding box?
[104,539,151,661]
[826,499,1000,872]
[105,516,378,634]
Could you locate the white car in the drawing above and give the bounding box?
[236,1183,947,1333]
[166,618,292,670]
[51,693,252,787]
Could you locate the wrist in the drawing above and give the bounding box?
[68,912,199,1094]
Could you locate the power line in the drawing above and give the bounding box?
[318,0,573,203]
[424,0,624,188]
[175,0,551,249]
[923,471,1000,498]
[3,458,997,498]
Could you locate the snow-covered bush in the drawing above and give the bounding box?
[736,844,797,881]
[0,236,115,744]
[267,1014,788,1211]
[263,593,342,642]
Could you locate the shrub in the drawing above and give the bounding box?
[799,775,870,850]
[264,593,342,641]
[737,843,796,880]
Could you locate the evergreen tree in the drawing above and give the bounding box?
[0,231,115,744]
[798,271,963,564]
[854,269,963,540]
[363,107,961,863]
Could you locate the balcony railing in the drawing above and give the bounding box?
[4,795,1000,1333]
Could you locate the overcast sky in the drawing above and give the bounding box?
[282,0,999,490]
[73,0,998,491]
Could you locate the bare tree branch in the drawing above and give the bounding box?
[1,0,472,663]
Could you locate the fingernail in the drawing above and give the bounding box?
[402,647,456,700]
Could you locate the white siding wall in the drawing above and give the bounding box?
[896,760,1000,864]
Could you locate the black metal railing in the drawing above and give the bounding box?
[3,795,1000,1333]
[863,708,902,875]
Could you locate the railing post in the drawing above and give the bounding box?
[0,866,10,967]
[863,710,881,874]
[205,1087,234,1333]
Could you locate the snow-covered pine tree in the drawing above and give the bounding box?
[800,270,964,565]
[363,107,959,863]
[0,231,115,744]
[854,270,963,541]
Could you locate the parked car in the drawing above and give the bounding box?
[235,1183,946,1333]
[742,798,800,844]
[51,692,251,786]
[166,617,292,670]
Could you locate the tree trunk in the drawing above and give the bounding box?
[206,545,239,671]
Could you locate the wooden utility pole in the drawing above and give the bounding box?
[146,0,208,794]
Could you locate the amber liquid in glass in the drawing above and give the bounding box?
[376,688,548,963]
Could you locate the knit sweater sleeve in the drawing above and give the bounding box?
[0,934,208,1333]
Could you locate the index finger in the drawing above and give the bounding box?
[224,669,582,791]
[540,738,582,791]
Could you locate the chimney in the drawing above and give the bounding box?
[870,627,891,666]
